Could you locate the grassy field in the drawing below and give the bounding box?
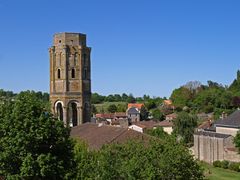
[202,162,240,180]
[94,102,127,113]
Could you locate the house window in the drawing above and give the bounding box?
[57,69,61,79]
[71,69,75,78]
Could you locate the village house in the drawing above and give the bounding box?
[127,107,140,122]
[165,113,177,121]
[128,120,173,134]
[194,110,240,163]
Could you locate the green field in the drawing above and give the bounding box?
[94,102,127,113]
[202,162,240,180]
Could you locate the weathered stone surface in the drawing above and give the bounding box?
[49,32,91,126]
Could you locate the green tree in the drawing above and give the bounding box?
[140,106,148,120]
[116,103,127,112]
[69,140,98,179]
[0,91,74,179]
[151,108,164,121]
[91,104,98,115]
[127,93,136,103]
[145,100,157,110]
[229,70,240,95]
[234,131,240,153]
[146,127,168,139]
[107,104,117,113]
[173,112,198,144]
[170,87,192,109]
[96,139,203,179]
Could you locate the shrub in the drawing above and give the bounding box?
[229,162,240,172]
[221,160,229,169]
[213,160,221,167]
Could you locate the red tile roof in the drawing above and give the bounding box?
[128,103,144,110]
[96,113,114,119]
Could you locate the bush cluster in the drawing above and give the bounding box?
[213,160,240,172]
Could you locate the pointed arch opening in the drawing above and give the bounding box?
[57,69,61,79]
[68,102,78,127]
[56,102,63,121]
[71,69,75,78]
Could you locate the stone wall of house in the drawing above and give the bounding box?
[224,149,240,162]
[216,127,239,137]
[194,134,237,163]
[163,127,173,134]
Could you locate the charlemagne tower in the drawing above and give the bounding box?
[49,32,91,126]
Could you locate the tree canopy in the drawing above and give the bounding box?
[0,91,74,179]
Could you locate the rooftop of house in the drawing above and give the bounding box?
[198,120,213,129]
[158,120,173,127]
[163,100,172,105]
[127,107,140,114]
[128,103,144,109]
[132,120,161,129]
[214,110,240,128]
[70,123,151,150]
[194,130,231,139]
[114,112,127,117]
[95,113,114,119]
[165,113,177,118]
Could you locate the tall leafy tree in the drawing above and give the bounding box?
[107,104,117,113]
[173,112,198,144]
[140,106,148,120]
[0,91,74,179]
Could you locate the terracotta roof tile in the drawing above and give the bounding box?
[128,103,144,109]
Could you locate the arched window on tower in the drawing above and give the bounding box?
[71,69,75,78]
[69,102,78,127]
[57,69,61,79]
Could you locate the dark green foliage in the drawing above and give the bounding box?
[0,91,74,178]
[146,127,168,139]
[127,93,136,103]
[116,103,127,112]
[68,140,99,179]
[170,87,193,109]
[213,160,240,172]
[145,100,157,110]
[221,160,229,169]
[91,104,98,115]
[95,140,203,179]
[173,112,198,144]
[140,106,148,120]
[107,104,117,113]
[213,160,222,168]
[229,162,240,172]
[151,108,164,121]
[234,131,240,153]
[229,70,240,94]
[70,129,204,179]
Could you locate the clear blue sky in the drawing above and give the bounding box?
[0,0,240,98]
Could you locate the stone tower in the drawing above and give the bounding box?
[49,32,91,126]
